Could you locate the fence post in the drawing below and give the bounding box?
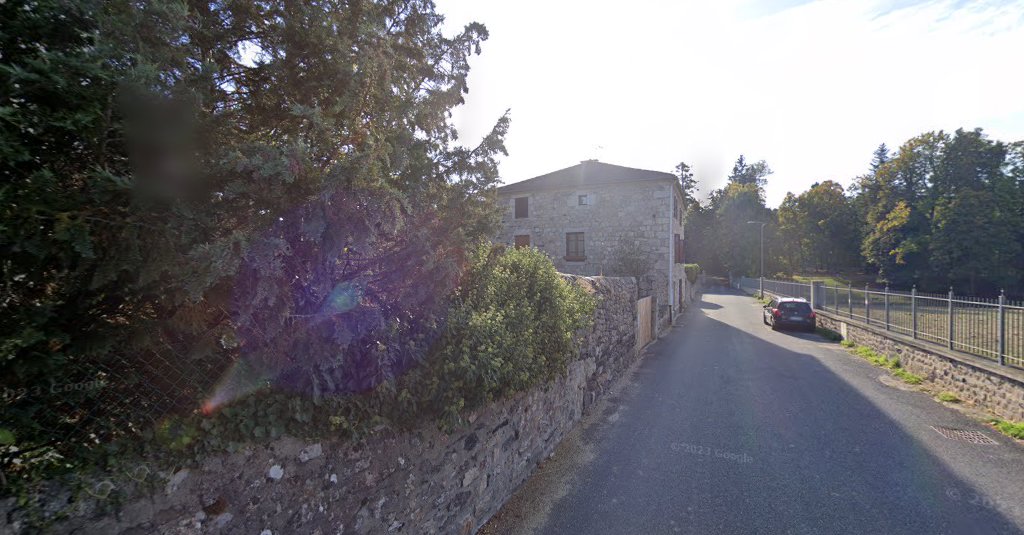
[947,287,954,350]
[811,281,824,309]
[998,290,1006,366]
[884,285,890,331]
[865,283,871,325]
[848,283,853,318]
[759,276,764,299]
[911,285,918,340]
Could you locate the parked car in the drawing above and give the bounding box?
[763,297,816,332]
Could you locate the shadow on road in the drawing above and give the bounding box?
[530,290,1021,535]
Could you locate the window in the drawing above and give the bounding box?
[578,194,589,206]
[514,235,530,248]
[779,302,812,314]
[675,234,684,263]
[514,197,528,218]
[565,232,585,261]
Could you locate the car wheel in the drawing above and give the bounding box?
[770,320,778,331]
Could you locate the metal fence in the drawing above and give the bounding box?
[736,276,1024,370]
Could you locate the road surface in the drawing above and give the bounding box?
[484,287,1024,535]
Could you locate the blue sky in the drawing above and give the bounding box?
[435,0,1024,207]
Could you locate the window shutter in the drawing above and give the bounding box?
[565,232,585,261]
[514,197,528,218]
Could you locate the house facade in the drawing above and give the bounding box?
[496,160,687,316]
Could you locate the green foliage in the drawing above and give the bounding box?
[847,345,923,385]
[3,242,599,507]
[683,264,702,284]
[680,154,774,277]
[709,183,773,275]
[839,339,855,348]
[686,128,1024,297]
[676,161,699,211]
[862,200,927,286]
[892,368,923,385]
[857,128,1023,293]
[399,244,596,429]
[870,143,890,173]
[1,0,510,489]
[776,181,860,272]
[990,419,1024,440]
[853,345,897,368]
[936,392,961,403]
[728,155,773,190]
[792,274,851,287]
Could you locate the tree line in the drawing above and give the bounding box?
[682,128,1024,296]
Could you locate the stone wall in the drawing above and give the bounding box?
[816,311,1024,422]
[2,276,640,535]
[496,180,686,314]
[740,283,1024,423]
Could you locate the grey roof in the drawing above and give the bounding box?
[496,160,677,194]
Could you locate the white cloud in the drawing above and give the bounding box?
[437,0,1024,206]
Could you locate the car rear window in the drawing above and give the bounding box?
[778,302,811,313]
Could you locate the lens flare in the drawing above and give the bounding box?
[201,359,270,414]
[322,281,362,313]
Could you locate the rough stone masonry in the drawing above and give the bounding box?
[1,276,640,535]
[816,311,1024,423]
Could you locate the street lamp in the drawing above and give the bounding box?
[747,221,767,298]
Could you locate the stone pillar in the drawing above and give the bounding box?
[811,281,825,309]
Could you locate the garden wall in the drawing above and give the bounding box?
[2,276,640,535]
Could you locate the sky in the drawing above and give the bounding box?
[434,0,1024,207]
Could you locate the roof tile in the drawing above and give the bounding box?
[497,160,676,194]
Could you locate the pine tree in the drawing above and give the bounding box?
[870,143,890,173]
[1,0,510,461]
[727,154,772,191]
[675,161,698,210]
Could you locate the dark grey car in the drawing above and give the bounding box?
[763,297,816,332]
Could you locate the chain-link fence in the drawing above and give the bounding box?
[1,342,229,477]
[736,276,1024,369]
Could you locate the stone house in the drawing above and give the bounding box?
[496,160,688,318]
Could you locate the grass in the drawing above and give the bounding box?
[822,293,1024,368]
[892,368,924,385]
[792,274,852,287]
[936,392,961,403]
[845,344,924,385]
[839,339,855,348]
[989,419,1024,440]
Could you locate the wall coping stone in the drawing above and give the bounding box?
[756,286,1024,389]
[815,308,1024,389]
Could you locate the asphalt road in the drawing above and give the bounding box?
[486,286,1024,535]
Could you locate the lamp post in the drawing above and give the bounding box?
[747,221,767,298]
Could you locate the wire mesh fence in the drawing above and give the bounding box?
[736,276,1024,370]
[1,344,228,475]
